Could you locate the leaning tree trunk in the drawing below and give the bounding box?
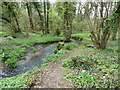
[12,11,21,33]
[3,2,21,33]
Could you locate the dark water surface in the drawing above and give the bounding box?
[0,43,57,79]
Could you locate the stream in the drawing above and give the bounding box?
[0,43,57,80]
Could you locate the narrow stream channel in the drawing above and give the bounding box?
[0,43,57,79]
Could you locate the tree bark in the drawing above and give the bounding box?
[33,2,44,32]
[88,2,114,49]
[26,2,35,31]
[46,1,50,34]
[44,1,47,34]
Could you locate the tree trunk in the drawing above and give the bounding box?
[112,29,117,40]
[64,2,73,41]
[3,2,21,33]
[88,2,113,49]
[44,1,47,34]
[13,12,21,33]
[33,2,44,32]
[46,1,50,34]
[26,2,35,31]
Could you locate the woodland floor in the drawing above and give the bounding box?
[33,46,86,88]
[0,32,118,88]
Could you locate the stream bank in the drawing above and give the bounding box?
[0,43,57,79]
[0,39,73,80]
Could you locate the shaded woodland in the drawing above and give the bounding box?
[0,0,119,88]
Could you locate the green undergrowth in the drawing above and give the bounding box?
[70,40,118,57]
[64,43,78,50]
[43,49,68,65]
[0,46,25,67]
[0,33,64,67]
[0,32,10,36]
[72,32,91,46]
[0,43,78,88]
[62,46,119,88]
[42,43,78,66]
[72,32,89,39]
[1,34,64,47]
[0,67,40,88]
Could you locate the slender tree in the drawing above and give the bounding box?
[46,1,50,34]
[112,2,120,40]
[33,2,44,32]
[43,0,47,34]
[26,2,35,31]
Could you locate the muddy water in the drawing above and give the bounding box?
[0,43,57,79]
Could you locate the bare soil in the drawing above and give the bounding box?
[33,47,85,88]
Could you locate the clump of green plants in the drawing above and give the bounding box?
[65,71,119,88]
[71,32,91,46]
[62,58,73,68]
[82,38,91,46]
[62,55,119,88]
[0,46,25,67]
[43,49,68,63]
[54,42,65,53]
[0,67,39,88]
[66,72,96,88]
[71,34,83,40]
[43,43,78,64]
[71,32,89,39]
[64,43,78,50]
[62,55,98,70]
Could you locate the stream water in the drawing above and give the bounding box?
[0,43,57,80]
